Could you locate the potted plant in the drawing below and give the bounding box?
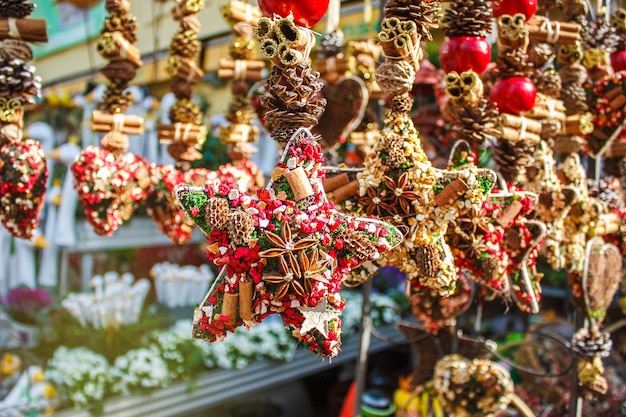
[1,286,53,348]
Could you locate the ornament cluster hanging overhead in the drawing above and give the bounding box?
[0,0,48,239]
[71,0,153,236]
[147,0,263,245]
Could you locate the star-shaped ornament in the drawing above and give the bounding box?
[299,297,341,339]
[177,128,402,358]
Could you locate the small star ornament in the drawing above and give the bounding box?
[177,129,402,358]
[299,297,341,339]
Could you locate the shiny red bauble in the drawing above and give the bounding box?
[611,50,626,73]
[257,0,330,28]
[439,36,492,75]
[490,77,537,115]
[492,0,538,20]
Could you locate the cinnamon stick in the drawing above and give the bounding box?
[167,55,204,83]
[285,167,314,202]
[238,280,254,321]
[222,0,263,26]
[322,173,350,192]
[96,31,142,68]
[158,122,207,145]
[434,178,469,208]
[219,123,257,144]
[91,110,144,135]
[0,18,47,43]
[222,293,239,325]
[527,15,581,45]
[497,200,523,227]
[329,180,359,203]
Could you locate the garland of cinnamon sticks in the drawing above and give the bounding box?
[217,0,265,159]
[157,0,206,162]
[92,0,144,154]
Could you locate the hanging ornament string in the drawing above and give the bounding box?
[326,0,341,33]
[0,0,49,239]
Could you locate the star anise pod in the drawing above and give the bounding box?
[262,253,306,300]
[360,186,393,217]
[259,221,318,258]
[299,248,331,293]
[383,172,419,215]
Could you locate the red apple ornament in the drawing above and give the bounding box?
[258,0,330,28]
[490,77,537,115]
[439,36,492,75]
[611,50,626,73]
[492,0,537,20]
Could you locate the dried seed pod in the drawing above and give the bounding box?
[391,94,414,114]
[100,130,129,154]
[204,197,230,229]
[0,39,32,62]
[381,133,407,168]
[227,210,255,246]
[385,0,440,41]
[374,59,415,96]
[414,244,442,278]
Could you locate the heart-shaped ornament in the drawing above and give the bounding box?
[0,138,47,239]
[409,273,473,334]
[434,354,516,417]
[146,161,264,244]
[71,145,154,236]
[145,164,197,245]
[313,76,369,149]
[581,237,622,326]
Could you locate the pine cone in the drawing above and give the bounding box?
[227,210,255,246]
[528,43,555,68]
[170,29,201,59]
[0,58,40,103]
[204,197,230,229]
[0,0,34,18]
[449,98,499,147]
[496,48,532,78]
[535,68,562,98]
[260,64,326,141]
[385,0,441,41]
[442,0,492,38]
[571,328,613,360]
[558,63,587,84]
[560,83,588,114]
[225,95,256,124]
[539,0,562,10]
[493,139,536,184]
[317,30,344,58]
[391,94,414,114]
[337,227,379,262]
[169,98,202,124]
[100,81,132,113]
[582,15,619,52]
